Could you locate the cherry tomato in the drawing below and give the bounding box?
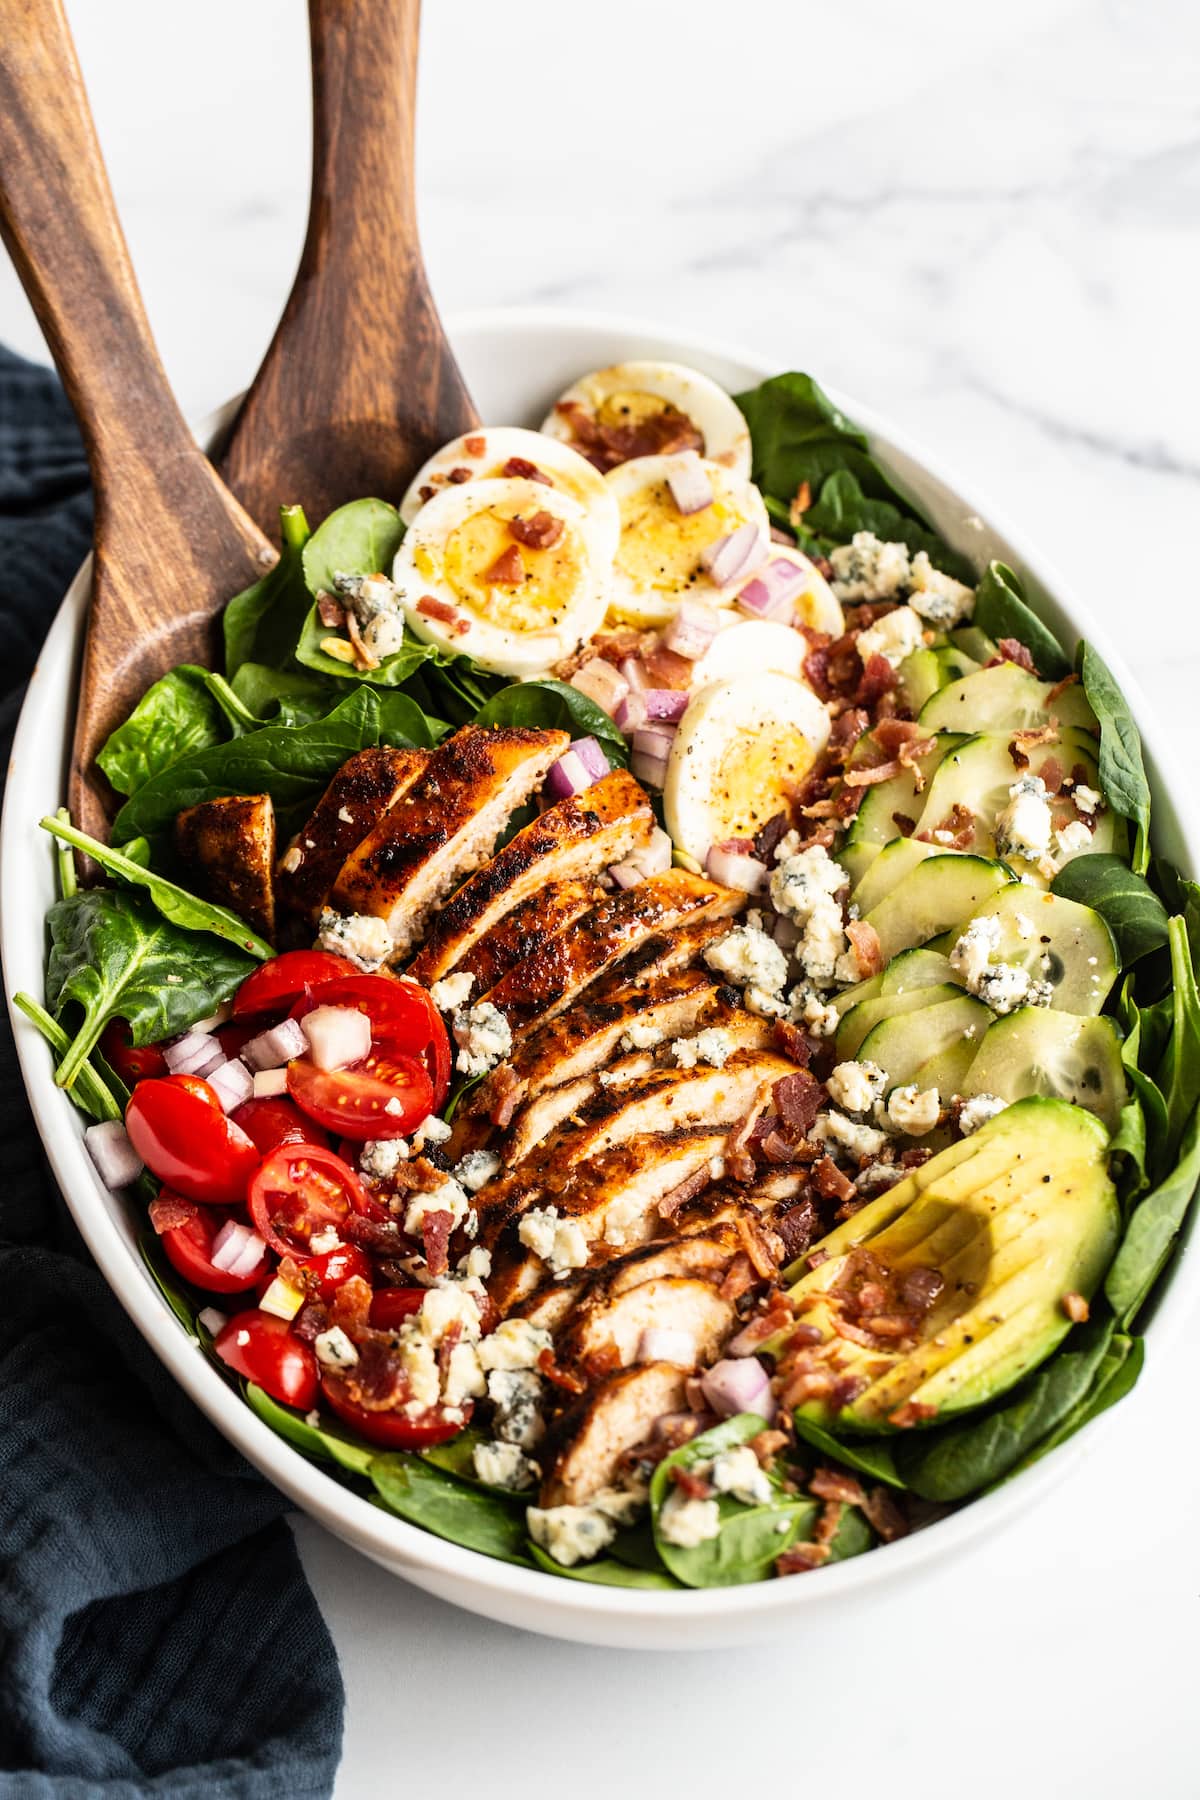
[100,1020,168,1086]
[158,1201,268,1294]
[286,1052,433,1141]
[320,1378,469,1449]
[292,1241,372,1302]
[214,1310,318,1410]
[368,1286,426,1330]
[214,1019,263,1063]
[293,974,450,1109]
[248,1143,372,1257]
[231,1095,328,1157]
[232,950,361,1019]
[125,1074,260,1205]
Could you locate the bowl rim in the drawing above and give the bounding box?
[4,301,1196,1628]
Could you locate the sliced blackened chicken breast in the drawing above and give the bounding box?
[446,878,602,998]
[557,1275,735,1374]
[407,768,655,984]
[328,725,567,956]
[539,1362,689,1507]
[275,746,427,924]
[175,793,276,941]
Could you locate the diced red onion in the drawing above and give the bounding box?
[736,556,811,623]
[303,1004,372,1072]
[706,844,769,894]
[570,658,629,717]
[631,724,676,791]
[570,736,610,783]
[252,1067,289,1098]
[211,1219,269,1279]
[610,826,675,889]
[197,1306,228,1337]
[164,1031,225,1078]
[207,1057,255,1114]
[620,656,649,693]
[84,1119,143,1188]
[242,1017,308,1072]
[613,691,647,734]
[663,598,721,661]
[609,860,647,890]
[643,688,689,724]
[666,452,713,516]
[545,749,593,799]
[701,1356,773,1419]
[637,1326,698,1366]
[701,521,768,587]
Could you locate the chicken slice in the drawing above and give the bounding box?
[175,793,276,941]
[407,768,655,984]
[327,725,567,956]
[447,878,602,999]
[275,746,428,924]
[558,1276,735,1375]
[539,1363,689,1507]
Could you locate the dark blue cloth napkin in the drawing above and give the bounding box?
[0,345,344,1797]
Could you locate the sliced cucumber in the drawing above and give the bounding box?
[841,840,882,889]
[864,853,1016,962]
[910,1032,978,1096]
[896,647,945,716]
[880,947,957,996]
[841,734,962,864]
[858,995,993,1088]
[836,982,964,1062]
[934,645,982,684]
[918,663,1098,737]
[829,972,883,1020]
[949,625,999,665]
[853,838,949,913]
[959,1010,1126,1133]
[953,886,1118,1016]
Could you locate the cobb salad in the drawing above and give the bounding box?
[14,359,1198,1591]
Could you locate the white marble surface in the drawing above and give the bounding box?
[4,1,1200,1794]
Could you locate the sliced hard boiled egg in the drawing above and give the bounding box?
[691,619,810,691]
[542,360,752,478]
[766,546,844,636]
[604,453,769,628]
[399,426,620,560]
[394,477,608,678]
[664,673,832,864]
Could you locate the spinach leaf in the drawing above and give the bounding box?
[472,679,629,769]
[242,1383,374,1477]
[734,372,919,517]
[138,1234,198,1334]
[802,471,975,584]
[301,497,406,598]
[608,1519,669,1571]
[369,1452,532,1565]
[223,505,311,677]
[1050,854,1168,966]
[826,1503,875,1562]
[973,562,1070,680]
[112,687,409,842]
[892,1318,1116,1502]
[1153,861,1200,972]
[41,815,274,959]
[12,991,121,1123]
[1159,916,1200,1159]
[1079,642,1151,873]
[1027,1332,1143,1463]
[1105,1099,1200,1327]
[45,888,257,1090]
[54,806,77,900]
[527,1544,679,1589]
[418,1425,535,1496]
[1110,1092,1149,1200]
[97,665,234,797]
[650,1413,818,1588]
[791,1415,907,1489]
[295,602,443,690]
[230,661,345,726]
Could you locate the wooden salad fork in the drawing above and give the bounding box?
[220,0,479,538]
[0,0,276,844]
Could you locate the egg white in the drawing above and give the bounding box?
[541,360,752,478]
[393,477,609,678]
[603,453,770,628]
[399,426,619,561]
[664,672,832,862]
[691,619,810,691]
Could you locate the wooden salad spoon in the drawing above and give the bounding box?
[220,0,479,538]
[0,0,276,845]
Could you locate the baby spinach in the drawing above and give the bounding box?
[734,372,920,519]
[97,665,239,797]
[1159,916,1200,1160]
[41,815,274,959]
[527,1544,679,1589]
[1079,642,1151,874]
[300,497,406,599]
[791,1415,906,1489]
[230,661,344,725]
[223,505,311,677]
[54,806,77,899]
[12,991,121,1122]
[650,1413,818,1588]
[826,1504,874,1562]
[369,1452,532,1565]
[1027,1333,1143,1464]
[296,602,443,690]
[242,1383,374,1477]
[802,471,975,583]
[473,679,628,769]
[139,1234,199,1334]
[1050,855,1168,966]
[972,562,1070,680]
[892,1317,1117,1502]
[1105,1099,1200,1327]
[45,888,257,1090]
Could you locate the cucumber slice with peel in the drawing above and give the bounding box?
[853,837,952,913]
[910,1033,979,1097]
[829,972,883,1020]
[857,994,993,1088]
[959,1009,1126,1132]
[896,647,945,716]
[949,625,999,664]
[864,853,1016,962]
[836,982,964,1062]
[951,886,1119,1016]
[842,733,963,865]
[880,947,957,996]
[918,662,1098,736]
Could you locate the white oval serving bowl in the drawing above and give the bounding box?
[3,307,1196,1650]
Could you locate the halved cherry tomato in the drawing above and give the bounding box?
[292,1241,372,1302]
[215,1310,318,1410]
[231,1095,328,1157]
[125,1074,260,1205]
[248,1143,372,1257]
[232,950,362,1019]
[320,1378,469,1448]
[100,1020,168,1086]
[215,1019,264,1063]
[368,1286,426,1330]
[293,974,450,1109]
[158,1201,268,1294]
[286,1051,432,1141]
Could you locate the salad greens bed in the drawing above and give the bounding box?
[14,369,1200,1592]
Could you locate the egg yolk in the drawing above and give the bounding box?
[615,471,751,598]
[421,506,586,631]
[595,390,686,434]
[710,724,819,839]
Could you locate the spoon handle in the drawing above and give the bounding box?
[221,0,478,535]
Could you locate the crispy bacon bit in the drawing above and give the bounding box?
[421,1209,453,1279]
[810,1466,868,1508]
[418,484,435,503]
[509,509,565,551]
[843,758,903,789]
[813,1157,856,1204]
[345,611,379,671]
[887,1400,939,1429]
[315,590,345,628]
[789,480,813,524]
[719,1253,758,1301]
[658,1165,713,1221]
[753,810,792,864]
[292,1298,330,1344]
[1039,755,1064,795]
[463,434,486,457]
[537,1346,586,1394]
[1009,723,1059,768]
[1008,740,1030,771]
[845,919,883,977]
[777,1541,831,1576]
[1062,1290,1090,1323]
[759,1128,799,1165]
[737,1214,780,1281]
[417,593,460,625]
[149,1195,197,1234]
[484,545,524,586]
[447,465,473,484]
[773,1201,819,1261]
[773,1070,824,1133]
[989,636,1036,674]
[916,801,975,851]
[555,398,703,472]
[861,1485,910,1542]
[813,1499,846,1545]
[725,1093,770,1184]
[485,1066,522,1131]
[807,1247,830,1269]
[892,811,916,836]
[1046,671,1080,704]
[856,652,897,707]
[643,643,697,691]
[772,1020,812,1068]
[898,1148,934,1173]
[749,1428,790,1466]
[670,1464,715,1501]
[654,1412,705,1450]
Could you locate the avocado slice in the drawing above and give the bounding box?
[772,1097,1119,1432]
